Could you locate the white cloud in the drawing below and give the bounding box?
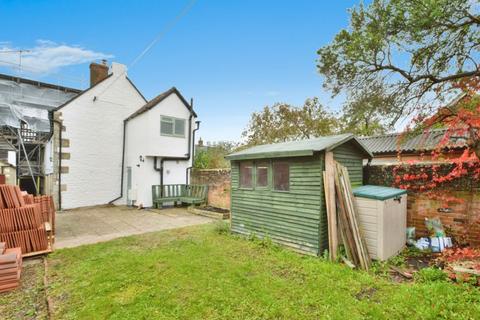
[0,40,113,74]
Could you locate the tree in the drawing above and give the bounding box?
[318,0,480,197]
[317,0,480,124]
[194,141,239,169]
[393,78,480,195]
[242,97,339,146]
[340,80,393,136]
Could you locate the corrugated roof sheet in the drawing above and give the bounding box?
[226,134,373,160]
[358,129,468,155]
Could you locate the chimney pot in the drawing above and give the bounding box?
[89,61,109,87]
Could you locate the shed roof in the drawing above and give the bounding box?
[226,134,373,160]
[358,129,468,155]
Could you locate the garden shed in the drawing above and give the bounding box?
[226,134,373,256]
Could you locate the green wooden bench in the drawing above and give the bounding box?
[152,184,208,209]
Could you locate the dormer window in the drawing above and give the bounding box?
[161,116,186,138]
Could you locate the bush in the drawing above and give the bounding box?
[414,267,448,283]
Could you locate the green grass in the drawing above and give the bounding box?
[46,224,480,320]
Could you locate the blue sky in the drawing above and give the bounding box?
[0,0,359,142]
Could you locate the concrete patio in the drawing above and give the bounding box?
[54,205,213,249]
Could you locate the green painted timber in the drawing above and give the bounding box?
[230,139,368,256]
[332,140,365,187]
[231,154,326,255]
[226,133,373,161]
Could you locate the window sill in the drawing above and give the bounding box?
[161,133,186,138]
[238,187,254,191]
[272,189,290,193]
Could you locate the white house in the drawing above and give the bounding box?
[123,87,199,207]
[54,61,198,209]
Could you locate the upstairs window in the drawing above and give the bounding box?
[161,116,185,137]
[273,162,289,191]
[255,161,269,187]
[239,161,253,188]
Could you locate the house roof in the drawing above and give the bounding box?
[125,87,197,121]
[54,74,148,112]
[358,129,468,155]
[53,74,113,111]
[226,134,373,161]
[0,73,81,94]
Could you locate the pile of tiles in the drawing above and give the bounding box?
[0,185,53,254]
[0,242,22,293]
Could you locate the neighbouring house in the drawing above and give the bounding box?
[0,73,81,194]
[0,60,199,210]
[225,133,372,256]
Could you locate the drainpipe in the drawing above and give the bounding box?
[186,120,201,184]
[108,119,127,204]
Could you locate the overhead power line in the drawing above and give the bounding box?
[130,0,197,68]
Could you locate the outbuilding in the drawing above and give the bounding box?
[226,134,373,256]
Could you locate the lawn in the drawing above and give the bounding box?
[8,223,480,319]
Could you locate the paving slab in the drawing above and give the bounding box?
[54,206,213,249]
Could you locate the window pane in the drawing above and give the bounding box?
[174,119,185,136]
[239,162,253,188]
[256,161,269,187]
[273,162,289,191]
[161,117,174,135]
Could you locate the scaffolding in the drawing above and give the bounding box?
[0,74,79,194]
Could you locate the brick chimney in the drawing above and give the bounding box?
[89,59,108,87]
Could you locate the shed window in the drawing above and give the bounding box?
[256,161,269,187]
[273,162,289,191]
[239,162,253,188]
[161,116,185,137]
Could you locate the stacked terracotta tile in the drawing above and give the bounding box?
[32,195,56,235]
[0,242,22,293]
[0,185,49,254]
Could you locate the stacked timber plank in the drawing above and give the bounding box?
[0,242,22,293]
[0,185,54,256]
[334,162,370,270]
[323,161,371,270]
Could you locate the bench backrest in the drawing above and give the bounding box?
[152,184,208,202]
[152,184,186,200]
[186,184,208,200]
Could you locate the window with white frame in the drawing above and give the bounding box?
[161,116,186,137]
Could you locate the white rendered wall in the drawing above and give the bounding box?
[43,139,53,175]
[124,93,196,207]
[58,64,146,209]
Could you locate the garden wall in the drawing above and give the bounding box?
[191,169,231,209]
[364,164,480,246]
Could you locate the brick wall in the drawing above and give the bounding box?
[191,169,230,209]
[407,191,480,246]
[365,164,480,247]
